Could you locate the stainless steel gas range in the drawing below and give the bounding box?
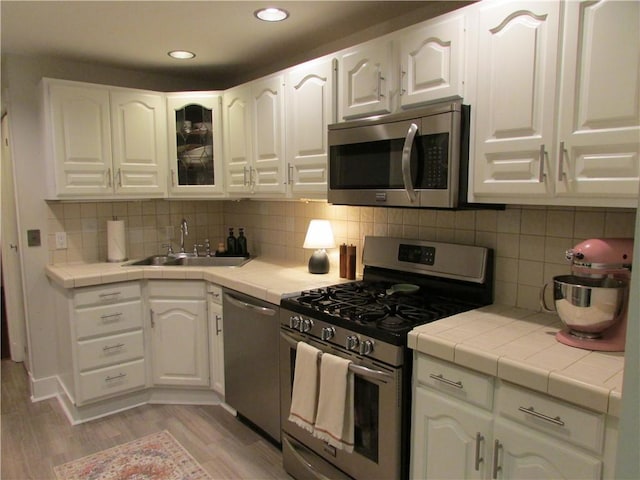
[279,236,494,480]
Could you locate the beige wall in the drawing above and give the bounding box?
[48,199,636,311]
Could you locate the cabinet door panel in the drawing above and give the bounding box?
[473,1,560,196]
[286,59,334,195]
[150,299,208,387]
[167,93,224,196]
[493,418,602,479]
[400,14,465,107]
[48,83,112,195]
[412,387,492,480]
[340,42,392,119]
[557,0,640,197]
[224,86,253,194]
[252,76,286,193]
[110,90,166,196]
[208,300,224,395]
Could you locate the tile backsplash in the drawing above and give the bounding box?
[46,200,636,311]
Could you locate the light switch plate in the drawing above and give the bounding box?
[55,231,67,249]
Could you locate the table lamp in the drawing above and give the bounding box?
[303,220,335,274]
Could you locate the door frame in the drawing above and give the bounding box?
[1,113,28,364]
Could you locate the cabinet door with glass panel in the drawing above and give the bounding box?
[167,93,224,197]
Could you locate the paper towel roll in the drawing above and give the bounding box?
[107,220,127,262]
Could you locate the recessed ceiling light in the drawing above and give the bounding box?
[254,7,289,22]
[168,50,196,60]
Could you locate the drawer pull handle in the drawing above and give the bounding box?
[474,432,484,471]
[492,439,502,479]
[429,373,463,389]
[100,312,123,322]
[105,373,126,382]
[98,292,121,300]
[103,343,125,352]
[215,315,222,335]
[518,406,565,426]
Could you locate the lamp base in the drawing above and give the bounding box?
[308,249,330,274]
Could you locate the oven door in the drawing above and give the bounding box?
[280,328,402,480]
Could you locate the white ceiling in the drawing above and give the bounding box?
[1,1,472,88]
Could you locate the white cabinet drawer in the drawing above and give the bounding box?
[496,381,605,453]
[75,300,142,339]
[77,330,144,371]
[148,280,206,298]
[415,354,494,410]
[74,281,141,308]
[77,359,146,404]
[207,283,223,304]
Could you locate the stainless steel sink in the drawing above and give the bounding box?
[174,256,251,267]
[126,255,179,266]
[124,254,250,267]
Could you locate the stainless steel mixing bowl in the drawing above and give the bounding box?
[544,275,628,338]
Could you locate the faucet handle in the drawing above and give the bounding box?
[162,243,174,255]
[204,239,211,256]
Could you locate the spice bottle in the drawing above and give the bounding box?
[226,228,237,255]
[346,245,356,280]
[237,228,248,255]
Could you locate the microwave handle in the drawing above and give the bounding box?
[401,123,419,203]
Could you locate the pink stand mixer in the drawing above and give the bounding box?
[542,238,634,352]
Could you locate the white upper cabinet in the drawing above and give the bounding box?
[43,79,167,199]
[555,0,640,201]
[285,57,336,197]
[251,74,286,194]
[398,13,466,108]
[223,84,253,195]
[472,0,560,198]
[471,0,640,207]
[223,75,286,196]
[339,39,393,119]
[166,92,224,197]
[110,90,167,196]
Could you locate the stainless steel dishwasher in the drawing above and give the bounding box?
[222,288,280,443]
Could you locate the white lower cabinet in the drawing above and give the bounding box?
[54,281,146,406]
[493,418,601,479]
[411,353,613,480]
[412,388,492,479]
[207,283,225,395]
[148,280,209,387]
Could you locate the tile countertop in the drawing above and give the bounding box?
[45,256,349,306]
[408,304,625,417]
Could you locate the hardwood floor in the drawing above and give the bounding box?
[1,359,290,479]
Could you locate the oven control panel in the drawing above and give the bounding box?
[282,310,404,367]
[398,243,436,265]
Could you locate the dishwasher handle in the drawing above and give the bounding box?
[224,292,277,316]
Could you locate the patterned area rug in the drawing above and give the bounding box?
[53,430,212,480]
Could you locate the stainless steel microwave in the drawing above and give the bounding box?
[328,101,470,208]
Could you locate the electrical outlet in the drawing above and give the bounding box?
[55,231,67,249]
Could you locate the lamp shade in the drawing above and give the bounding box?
[303,220,335,249]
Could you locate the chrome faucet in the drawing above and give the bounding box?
[180,218,188,253]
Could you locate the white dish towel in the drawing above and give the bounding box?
[288,342,321,433]
[313,352,354,452]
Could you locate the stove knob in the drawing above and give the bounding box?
[359,339,374,356]
[299,318,314,333]
[346,335,359,351]
[321,327,335,341]
[289,315,301,330]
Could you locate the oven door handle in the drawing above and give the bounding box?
[280,331,393,383]
[401,122,419,203]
